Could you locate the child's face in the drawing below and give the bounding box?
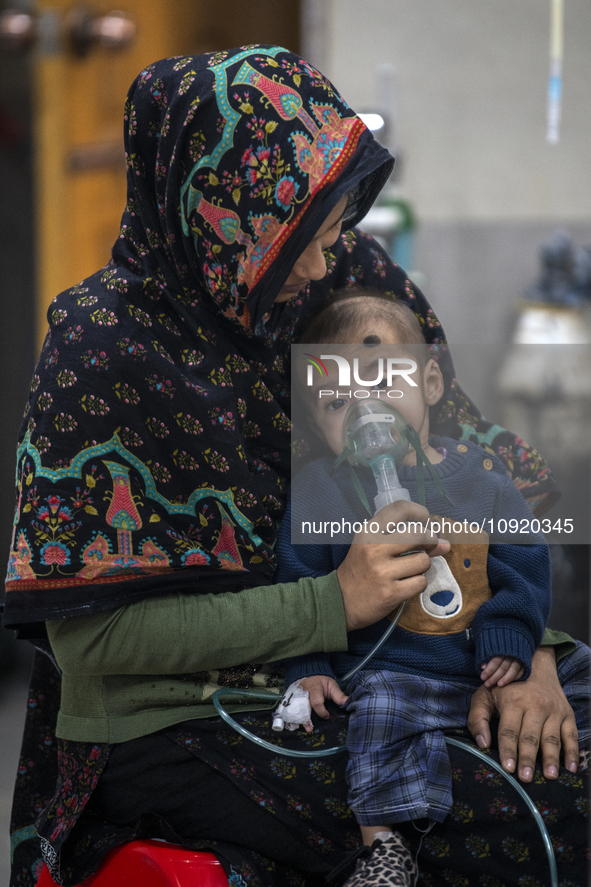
[306,328,444,461]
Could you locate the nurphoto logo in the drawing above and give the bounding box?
[303,353,418,397]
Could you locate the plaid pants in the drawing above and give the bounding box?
[345,642,591,826]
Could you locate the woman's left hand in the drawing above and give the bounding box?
[467,645,579,781]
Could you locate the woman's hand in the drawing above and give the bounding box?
[468,645,579,781]
[336,500,449,631]
[299,675,348,727]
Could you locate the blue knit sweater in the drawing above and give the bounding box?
[276,438,550,688]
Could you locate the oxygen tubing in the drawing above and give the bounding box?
[212,688,345,758]
[211,544,423,756]
[444,737,558,887]
[211,600,407,757]
[212,604,559,886]
[212,692,558,886]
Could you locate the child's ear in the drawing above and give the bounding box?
[423,359,444,406]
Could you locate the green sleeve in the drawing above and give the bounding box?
[47,572,348,677]
[540,627,578,663]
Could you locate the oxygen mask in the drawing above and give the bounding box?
[340,400,412,512]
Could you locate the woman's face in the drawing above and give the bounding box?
[275,195,349,303]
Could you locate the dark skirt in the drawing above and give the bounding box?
[10,644,591,887]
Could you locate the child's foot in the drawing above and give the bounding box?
[342,832,416,886]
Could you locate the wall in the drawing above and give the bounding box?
[0,33,36,643]
[321,0,591,223]
[306,0,591,342]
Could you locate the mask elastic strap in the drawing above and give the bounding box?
[404,425,454,507]
[332,448,373,517]
[333,431,453,516]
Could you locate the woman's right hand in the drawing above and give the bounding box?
[336,501,449,631]
[468,645,579,780]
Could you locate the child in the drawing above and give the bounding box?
[275,290,550,887]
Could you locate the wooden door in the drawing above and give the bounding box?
[33,0,300,350]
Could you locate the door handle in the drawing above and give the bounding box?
[0,10,38,52]
[66,7,137,57]
[0,6,137,56]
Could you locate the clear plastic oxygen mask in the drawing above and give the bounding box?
[341,400,412,513]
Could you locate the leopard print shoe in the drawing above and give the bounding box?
[342,832,417,887]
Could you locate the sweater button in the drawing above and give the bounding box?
[456,443,468,453]
[483,458,493,470]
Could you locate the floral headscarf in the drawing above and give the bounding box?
[3,47,556,633]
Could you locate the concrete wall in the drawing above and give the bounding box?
[303,0,591,343]
[317,0,591,223]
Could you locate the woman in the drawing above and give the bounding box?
[3,47,587,887]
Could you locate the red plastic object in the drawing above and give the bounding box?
[36,840,229,887]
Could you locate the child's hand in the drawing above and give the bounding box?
[480,656,525,688]
[299,675,348,728]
